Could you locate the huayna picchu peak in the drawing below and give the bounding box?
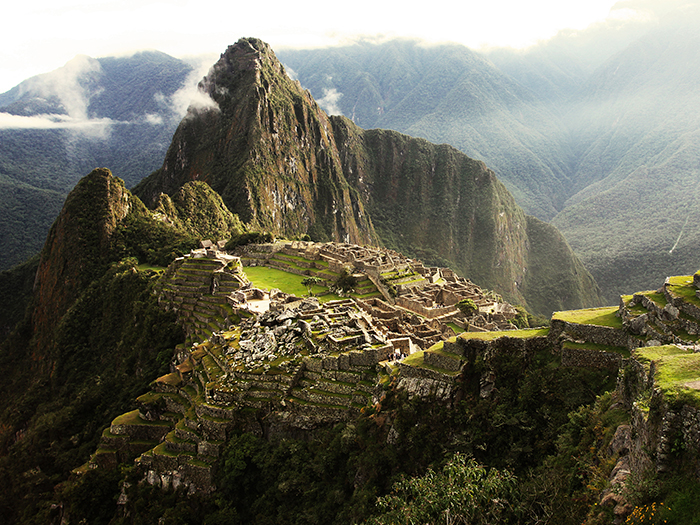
[6,37,700,525]
[135,38,377,250]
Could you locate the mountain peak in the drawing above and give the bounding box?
[199,37,285,103]
[136,37,376,245]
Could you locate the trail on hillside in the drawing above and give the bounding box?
[669,171,700,254]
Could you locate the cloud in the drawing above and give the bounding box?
[18,54,103,120]
[167,56,220,119]
[318,88,344,116]
[0,112,114,138]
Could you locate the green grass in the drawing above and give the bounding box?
[430,347,467,361]
[137,263,166,272]
[634,345,700,406]
[111,409,171,427]
[447,322,465,334]
[627,303,649,315]
[155,372,182,387]
[552,306,622,328]
[667,275,700,308]
[458,328,550,341]
[402,350,425,367]
[640,290,668,307]
[242,266,343,302]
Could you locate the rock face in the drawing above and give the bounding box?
[136,38,376,247]
[135,38,602,315]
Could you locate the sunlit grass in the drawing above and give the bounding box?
[459,328,550,340]
[635,345,700,406]
[552,306,622,328]
[242,266,343,302]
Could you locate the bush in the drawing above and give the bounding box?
[224,232,274,251]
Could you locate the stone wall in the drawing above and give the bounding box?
[561,347,623,369]
[549,319,635,349]
[395,296,458,319]
[616,355,700,480]
[423,350,462,372]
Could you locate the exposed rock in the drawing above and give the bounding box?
[608,425,632,457]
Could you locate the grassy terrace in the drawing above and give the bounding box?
[552,306,622,328]
[458,328,550,341]
[242,266,344,302]
[397,350,461,376]
[666,275,700,308]
[634,345,700,407]
[137,263,166,273]
[639,290,668,308]
[447,322,465,334]
[111,410,171,427]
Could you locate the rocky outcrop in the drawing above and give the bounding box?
[135,38,377,247]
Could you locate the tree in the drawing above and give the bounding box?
[301,276,324,296]
[456,298,478,317]
[366,454,519,525]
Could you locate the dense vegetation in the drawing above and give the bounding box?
[54,343,620,524]
[0,169,244,524]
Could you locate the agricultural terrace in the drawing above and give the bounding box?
[552,306,623,329]
[634,345,700,407]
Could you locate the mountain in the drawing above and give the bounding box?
[0,51,193,271]
[0,167,245,523]
[277,40,574,220]
[135,38,601,315]
[550,21,700,300]
[0,167,697,524]
[276,6,700,302]
[2,40,700,524]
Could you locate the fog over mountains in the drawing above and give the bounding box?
[0,51,194,269]
[1,0,699,302]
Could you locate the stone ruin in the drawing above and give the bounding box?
[91,239,523,495]
[237,240,519,336]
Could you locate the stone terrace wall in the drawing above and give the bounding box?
[561,347,623,369]
[549,319,637,349]
[395,296,458,319]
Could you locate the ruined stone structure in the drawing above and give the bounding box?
[87,240,527,493]
[237,240,518,331]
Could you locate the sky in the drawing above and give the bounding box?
[0,0,641,94]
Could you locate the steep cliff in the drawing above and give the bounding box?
[135,38,376,246]
[30,168,133,359]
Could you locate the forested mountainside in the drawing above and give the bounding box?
[276,4,700,302]
[0,167,245,523]
[277,39,573,221]
[0,51,193,270]
[135,38,600,315]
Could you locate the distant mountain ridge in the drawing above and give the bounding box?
[276,10,700,301]
[277,40,573,220]
[0,50,193,270]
